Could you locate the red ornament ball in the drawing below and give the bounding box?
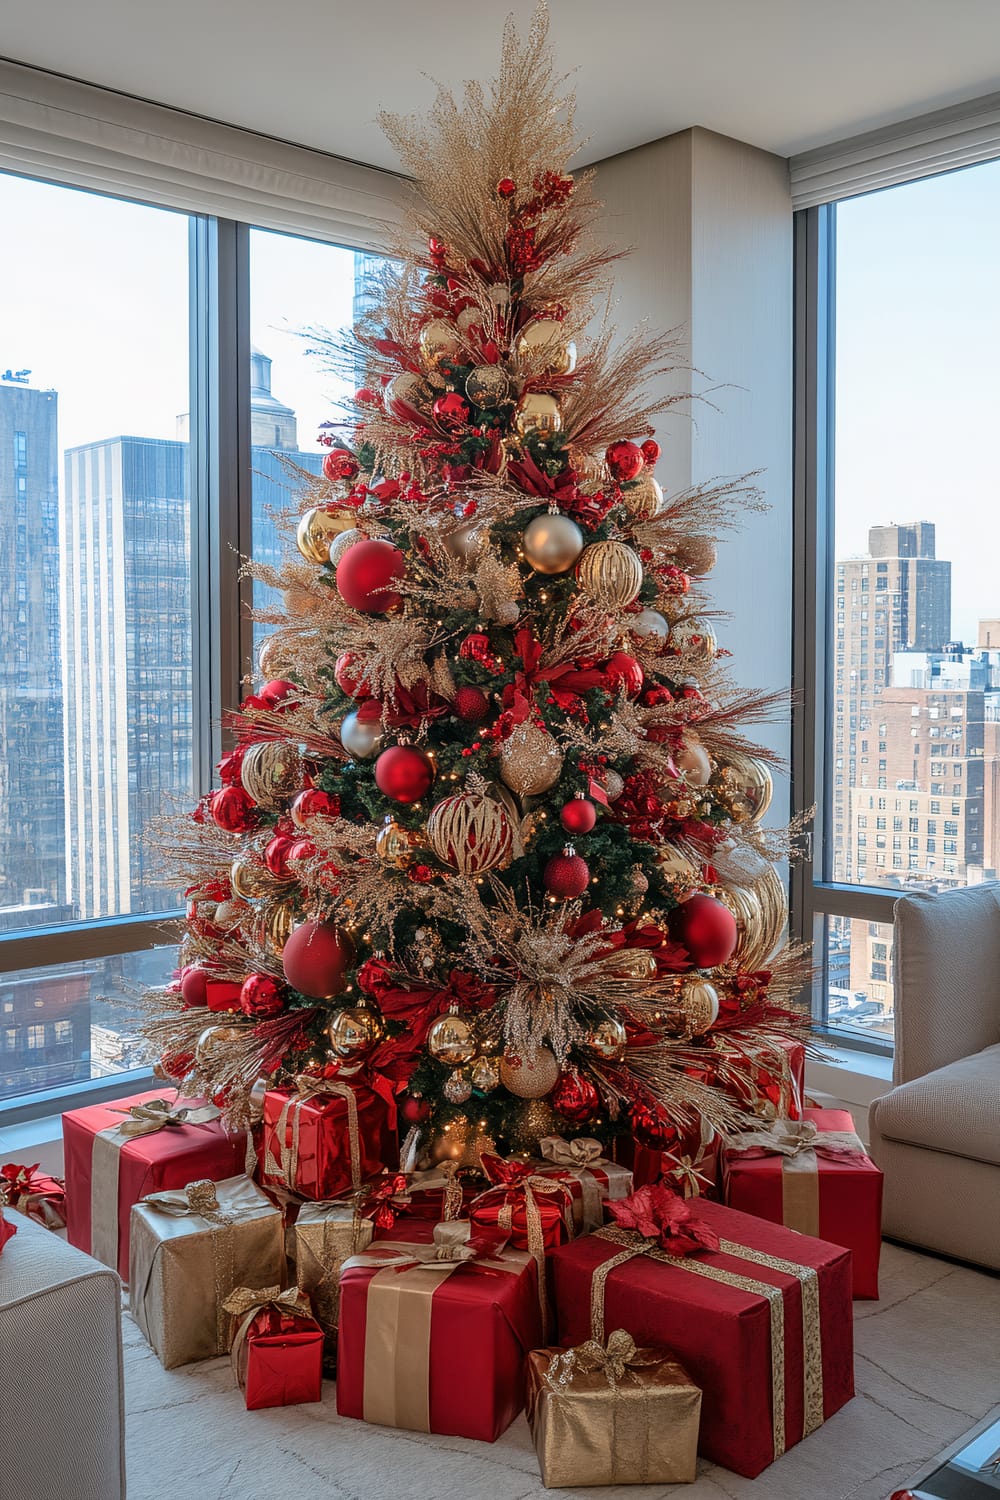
[605,440,645,482]
[640,439,661,466]
[264,833,295,880]
[217,746,245,785]
[432,391,470,428]
[322,447,360,482]
[630,1100,681,1150]
[496,178,517,198]
[286,836,318,864]
[240,973,286,1019]
[666,893,739,969]
[180,967,211,1007]
[452,685,490,723]
[544,849,591,900]
[258,678,298,709]
[604,651,644,697]
[400,1093,432,1125]
[551,1069,601,1123]
[209,785,257,832]
[290,787,338,828]
[374,745,435,804]
[282,920,354,1000]
[334,651,372,698]
[336,539,405,614]
[560,796,597,835]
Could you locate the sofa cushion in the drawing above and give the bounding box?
[871,1043,1000,1166]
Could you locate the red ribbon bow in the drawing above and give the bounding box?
[607,1183,721,1257]
[358,1172,411,1231]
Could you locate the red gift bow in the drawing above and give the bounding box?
[507,451,581,502]
[502,628,605,725]
[357,1172,412,1231]
[1,1162,47,1201]
[607,1183,721,1257]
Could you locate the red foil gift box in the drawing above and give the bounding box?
[549,1197,854,1479]
[257,1078,396,1202]
[336,1220,543,1441]
[224,1286,324,1410]
[630,1117,722,1200]
[0,1162,67,1229]
[63,1090,246,1282]
[716,1036,806,1119]
[469,1153,575,1254]
[723,1107,883,1298]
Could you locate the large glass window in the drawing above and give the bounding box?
[798,161,1000,1049]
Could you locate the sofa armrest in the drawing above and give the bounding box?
[893,883,1000,1084]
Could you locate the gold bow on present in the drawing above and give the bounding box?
[343,1219,503,1272]
[113,1097,221,1138]
[221,1283,316,1381]
[727,1118,865,1162]
[539,1136,608,1230]
[142,1178,233,1224]
[547,1329,663,1390]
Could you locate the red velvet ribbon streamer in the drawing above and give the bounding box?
[501,628,605,724]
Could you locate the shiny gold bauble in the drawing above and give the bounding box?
[522,512,585,574]
[376,815,425,869]
[513,391,562,440]
[575,540,644,609]
[717,752,774,823]
[677,976,720,1035]
[328,527,363,569]
[675,732,713,788]
[230,855,275,901]
[426,1115,497,1169]
[515,319,577,375]
[240,740,303,810]
[296,507,355,565]
[465,365,512,407]
[719,865,788,971]
[426,792,513,875]
[419,318,464,371]
[441,521,485,565]
[622,472,664,521]
[195,1024,246,1068]
[609,949,659,980]
[669,616,718,662]
[471,1056,500,1092]
[246,898,297,956]
[499,1045,560,1098]
[426,1010,478,1066]
[584,1018,628,1062]
[257,634,294,680]
[498,721,564,796]
[327,1003,385,1060]
[656,843,700,896]
[385,370,432,415]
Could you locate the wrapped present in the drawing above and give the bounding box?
[337,1219,543,1441]
[129,1174,285,1369]
[536,1137,633,1231]
[631,1117,722,1200]
[723,1108,883,1299]
[0,1162,67,1229]
[0,1205,15,1253]
[222,1284,324,1409]
[290,1198,375,1354]
[399,1163,475,1223]
[550,1186,854,1479]
[258,1076,395,1202]
[526,1329,701,1487]
[63,1090,246,1282]
[470,1153,575,1255]
[715,1036,806,1120]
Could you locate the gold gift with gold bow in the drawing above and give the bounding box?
[289,1195,375,1354]
[222,1284,324,1409]
[536,1136,633,1231]
[525,1328,702,1486]
[128,1174,285,1369]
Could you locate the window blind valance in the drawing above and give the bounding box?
[790,91,1000,209]
[0,58,407,247]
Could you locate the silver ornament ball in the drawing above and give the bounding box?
[340,708,384,759]
[632,608,670,642]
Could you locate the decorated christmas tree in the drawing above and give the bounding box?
[140,6,809,1173]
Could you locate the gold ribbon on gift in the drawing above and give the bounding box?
[726,1118,866,1237]
[545,1328,663,1390]
[589,1223,824,1462]
[272,1076,362,1194]
[405,1161,465,1221]
[538,1137,609,1231]
[474,1170,573,1338]
[113,1098,222,1137]
[663,1117,718,1200]
[343,1222,527,1434]
[222,1282,314,1383]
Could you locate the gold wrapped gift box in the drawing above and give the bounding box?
[129,1174,285,1370]
[525,1331,701,1487]
[289,1200,374,1353]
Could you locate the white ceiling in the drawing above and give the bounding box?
[5,0,1000,173]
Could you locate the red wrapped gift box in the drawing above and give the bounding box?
[63,1090,246,1282]
[630,1118,722,1200]
[337,1219,542,1441]
[535,1137,633,1230]
[224,1287,324,1410]
[258,1078,396,1202]
[715,1036,806,1119]
[549,1198,854,1479]
[469,1154,575,1255]
[0,1162,67,1229]
[723,1107,883,1299]
[396,1166,476,1223]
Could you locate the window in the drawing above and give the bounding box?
[794,159,1000,1053]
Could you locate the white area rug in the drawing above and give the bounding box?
[122,1242,999,1500]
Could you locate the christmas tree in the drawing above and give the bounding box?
[141,6,809,1171]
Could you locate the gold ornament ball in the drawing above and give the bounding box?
[676,732,713,788]
[240,740,303,810]
[720,865,788,972]
[631,608,670,642]
[195,1024,246,1068]
[426,1010,478,1066]
[443,1069,473,1105]
[465,365,512,407]
[678,976,720,1034]
[499,721,564,796]
[249,898,297,956]
[441,521,484,565]
[622,472,664,521]
[385,370,432,416]
[513,391,562,440]
[669,616,718,661]
[327,1004,384,1060]
[426,792,513,875]
[499,1045,560,1099]
[515,319,577,375]
[585,1017,628,1062]
[376,815,425,869]
[610,949,658,981]
[656,843,700,892]
[522,512,584,574]
[328,527,363,569]
[719,752,774,823]
[230,855,275,901]
[471,1056,500,1092]
[296,507,356,565]
[419,318,464,371]
[575,540,644,610]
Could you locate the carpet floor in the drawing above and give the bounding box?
[122,1242,999,1500]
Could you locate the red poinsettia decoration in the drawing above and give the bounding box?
[607,1182,720,1256]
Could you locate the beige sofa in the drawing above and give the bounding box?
[868,882,1000,1271]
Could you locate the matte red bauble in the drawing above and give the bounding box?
[264,833,295,880]
[432,391,470,427]
[560,795,597,835]
[290,787,338,828]
[666,893,739,969]
[375,745,435,804]
[322,447,360,482]
[240,973,286,1019]
[399,1093,432,1125]
[282,920,354,1000]
[605,440,645,482]
[209,786,257,832]
[630,1100,681,1150]
[452,685,490,722]
[259,678,298,708]
[544,849,591,899]
[551,1069,601,1122]
[336,539,405,613]
[640,439,661,465]
[334,651,372,698]
[180,967,210,1007]
[604,651,644,697]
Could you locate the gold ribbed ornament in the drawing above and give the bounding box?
[669,617,718,661]
[250,898,297,956]
[426,792,513,874]
[717,752,774,823]
[498,722,564,796]
[513,391,562,439]
[610,949,659,980]
[419,318,464,370]
[515,318,577,375]
[575,540,643,609]
[296,507,356,565]
[622,472,664,521]
[499,1045,560,1098]
[719,864,788,971]
[230,855,276,901]
[465,365,512,407]
[240,741,303,810]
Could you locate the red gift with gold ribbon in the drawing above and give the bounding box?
[336,1219,543,1441]
[630,1116,722,1200]
[223,1285,324,1410]
[0,1162,67,1229]
[257,1076,396,1202]
[723,1107,883,1299]
[535,1136,633,1230]
[549,1187,854,1479]
[470,1153,575,1254]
